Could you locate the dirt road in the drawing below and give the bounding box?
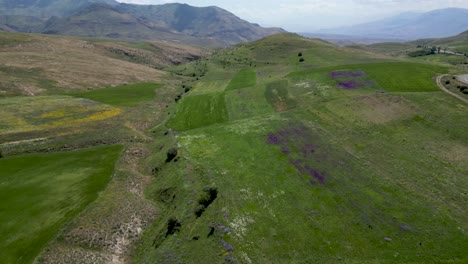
[436,75,468,104]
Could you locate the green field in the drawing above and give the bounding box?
[289,62,448,92]
[225,69,257,91]
[71,83,161,106]
[0,145,122,264]
[167,93,228,130]
[190,80,228,96]
[225,86,274,121]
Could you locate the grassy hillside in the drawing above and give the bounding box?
[71,83,162,107]
[1,32,467,264]
[0,32,207,96]
[135,34,467,263]
[0,145,122,264]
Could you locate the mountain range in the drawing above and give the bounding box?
[316,8,468,41]
[0,0,285,46]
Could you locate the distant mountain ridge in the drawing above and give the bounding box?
[0,0,118,17]
[317,8,468,40]
[0,1,285,46]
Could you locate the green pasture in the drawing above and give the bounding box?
[225,85,274,121]
[225,69,257,91]
[138,91,467,262]
[0,145,122,264]
[71,83,161,107]
[136,35,467,263]
[167,93,228,131]
[289,62,448,92]
[190,80,228,96]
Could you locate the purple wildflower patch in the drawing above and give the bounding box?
[267,124,326,184]
[330,71,366,78]
[339,80,362,89]
[267,133,280,145]
[221,240,234,252]
[330,70,377,90]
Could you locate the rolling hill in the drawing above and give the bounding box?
[0,32,208,96]
[317,8,468,40]
[0,31,466,264]
[412,30,468,54]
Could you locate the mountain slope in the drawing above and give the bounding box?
[412,30,468,45]
[116,3,285,45]
[319,8,468,40]
[0,2,285,46]
[0,0,118,17]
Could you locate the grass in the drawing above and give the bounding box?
[264,80,297,111]
[135,34,467,263]
[225,69,257,91]
[190,80,228,96]
[225,86,274,121]
[0,145,123,264]
[167,93,228,131]
[289,62,448,92]
[71,83,161,107]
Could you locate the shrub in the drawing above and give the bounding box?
[165,148,178,162]
[299,58,305,62]
[445,80,450,85]
[298,52,303,57]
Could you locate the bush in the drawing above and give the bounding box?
[299,58,305,62]
[165,148,178,163]
[445,80,450,85]
[298,52,303,57]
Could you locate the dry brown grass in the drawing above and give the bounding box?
[352,94,417,124]
[0,33,208,95]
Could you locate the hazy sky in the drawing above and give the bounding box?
[117,0,468,32]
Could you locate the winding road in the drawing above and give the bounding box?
[435,75,468,104]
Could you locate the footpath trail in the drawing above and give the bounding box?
[436,75,468,104]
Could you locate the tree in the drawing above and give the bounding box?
[299,58,305,62]
[298,52,303,57]
[437,47,441,54]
